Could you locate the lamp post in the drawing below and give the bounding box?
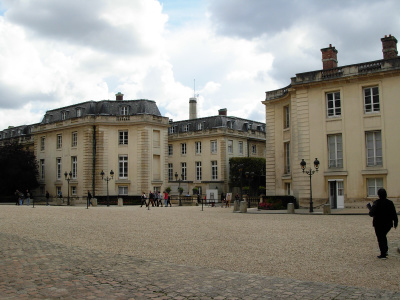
[100,170,114,207]
[175,172,184,206]
[300,158,320,213]
[64,171,72,206]
[245,171,255,208]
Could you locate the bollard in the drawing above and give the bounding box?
[323,204,331,214]
[240,201,247,213]
[287,203,295,214]
[92,198,97,207]
[118,198,123,207]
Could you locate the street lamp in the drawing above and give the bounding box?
[245,171,255,208]
[64,171,73,206]
[100,170,114,207]
[300,158,320,213]
[175,171,184,206]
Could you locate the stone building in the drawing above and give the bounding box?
[263,35,400,208]
[168,99,266,196]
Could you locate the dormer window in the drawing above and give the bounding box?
[120,106,129,116]
[197,122,203,130]
[76,108,82,117]
[183,124,189,132]
[61,111,68,120]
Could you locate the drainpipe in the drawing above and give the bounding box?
[92,125,96,197]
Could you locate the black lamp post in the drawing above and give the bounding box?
[64,171,72,206]
[300,158,320,213]
[175,172,184,206]
[245,171,255,208]
[100,170,114,207]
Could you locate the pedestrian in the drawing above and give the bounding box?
[25,190,30,206]
[149,191,155,207]
[221,192,225,208]
[226,193,231,208]
[15,189,20,205]
[164,191,168,207]
[58,191,63,203]
[140,192,147,207]
[167,194,172,207]
[367,188,398,259]
[87,190,93,206]
[46,191,50,206]
[17,190,24,206]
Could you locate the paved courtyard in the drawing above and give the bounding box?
[0,204,399,299]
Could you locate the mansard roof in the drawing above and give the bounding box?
[41,99,161,124]
[169,115,266,134]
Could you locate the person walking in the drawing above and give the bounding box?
[167,194,172,207]
[46,191,50,206]
[149,191,155,207]
[87,190,93,206]
[140,192,147,207]
[25,190,30,206]
[164,191,168,207]
[367,188,398,259]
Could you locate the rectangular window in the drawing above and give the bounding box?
[76,108,82,117]
[119,155,128,179]
[71,186,77,196]
[40,137,45,151]
[56,158,62,180]
[169,126,176,134]
[168,163,173,181]
[366,131,382,166]
[326,91,341,117]
[285,183,291,195]
[119,130,128,145]
[239,141,243,155]
[72,131,77,147]
[181,143,187,155]
[284,105,290,129]
[71,156,77,179]
[211,140,217,154]
[197,123,203,130]
[364,86,380,113]
[120,106,129,115]
[56,186,61,197]
[228,140,233,153]
[57,134,62,149]
[211,161,218,180]
[284,142,290,174]
[61,111,67,120]
[183,124,189,132]
[196,162,202,181]
[367,178,383,197]
[195,142,201,154]
[168,144,173,156]
[40,159,45,180]
[181,162,187,180]
[252,145,257,154]
[328,134,343,168]
[118,186,128,195]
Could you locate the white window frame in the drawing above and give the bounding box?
[40,137,45,151]
[57,134,62,149]
[284,105,290,129]
[328,134,343,168]
[228,140,233,154]
[168,163,173,181]
[119,130,128,145]
[40,159,45,180]
[181,143,187,155]
[367,178,383,197]
[76,108,82,117]
[120,106,129,115]
[197,123,203,130]
[366,131,382,167]
[56,158,62,180]
[284,142,290,174]
[363,86,380,113]
[183,124,189,132]
[195,142,201,154]
[239,141,243,155]
[72,131,77,147]
[118,186,128,195]
[252,145,257,154]
[326,91,341,117]
[211,140,217,154]
[181,162,187,180]
[196,161,202,181]
[71,186,77,196]
[211,161,218,180]
[119,155,128,179]
[168,144,173,156]
[71,156,77,179]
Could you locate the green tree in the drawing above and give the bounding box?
[229,157,266,196]
[0,142,39,196]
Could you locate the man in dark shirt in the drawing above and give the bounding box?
[368,188,398,259]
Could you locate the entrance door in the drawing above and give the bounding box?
[329,180,344,209]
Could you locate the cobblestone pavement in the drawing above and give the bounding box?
[1,232,400,300]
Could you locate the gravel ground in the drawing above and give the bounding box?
[1,205,399,291]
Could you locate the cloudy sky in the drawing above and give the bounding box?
[0,0,399,130]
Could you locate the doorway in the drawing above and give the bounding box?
[329,180,344,209]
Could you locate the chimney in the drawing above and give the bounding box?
[381,34,398,59]
[189,97,197,119]
[218,108,227,116]
[321,44,338,69]
[115,92,124,101]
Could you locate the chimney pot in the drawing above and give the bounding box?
[218,108,227,116]
[321,45,338,69]
[116,92,124,101]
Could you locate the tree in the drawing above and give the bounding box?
[0,142,39,197]
[229,157,266,196]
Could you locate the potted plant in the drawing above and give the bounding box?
[192,187,199,195]
[178,187,184,195]
[166,187,171,194]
